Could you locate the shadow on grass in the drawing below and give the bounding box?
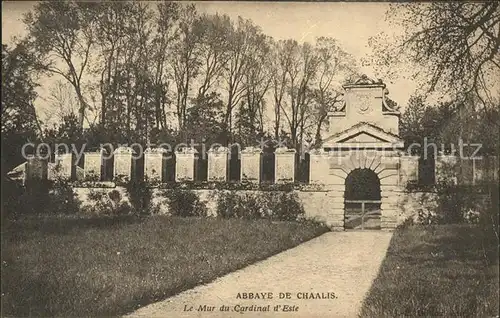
[1,215,329,317]
[2,215,146,241]
[359,225,499,317]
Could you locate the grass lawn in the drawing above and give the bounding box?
[1,215,328,317]
[360,224,499,317]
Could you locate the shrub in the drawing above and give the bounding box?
[216,191,263,219]
[48,179,81,215]
[477,184,499,265]
[1,178,81,217]
[82,189,131,216]
[163,188,207,217]
[1,178,47,216]
[397,216,415,229]
[266,191,305,221]
[125,180,152,214]
[430,181,490,224]
[215,190,305,221]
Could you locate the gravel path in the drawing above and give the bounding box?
[126,231,393,318]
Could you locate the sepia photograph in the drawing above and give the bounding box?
[1,1,499,317]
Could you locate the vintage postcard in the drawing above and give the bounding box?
[1,1,499,317]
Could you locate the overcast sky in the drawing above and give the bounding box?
[2,1,417,125]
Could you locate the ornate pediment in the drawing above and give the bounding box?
[338,132,390,143]
[322,122,404,149]
[345,74,384,86]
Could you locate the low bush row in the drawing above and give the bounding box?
[1,179,306,221]
[215,190,304,221]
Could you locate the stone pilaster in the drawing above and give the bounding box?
[175,147,197,182]
[240,147,262,183]
[380,185,401,230]
[207,146,229,182]
[53,153,73,180]
[274,147,296,183]
[309,149,329,184]
[326,186,346,230]
[399,155,419,187]
[113,147,135,183]
[145,148,167,183]
[84,150,105,181]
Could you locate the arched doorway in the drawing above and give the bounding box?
[344,168,382,230]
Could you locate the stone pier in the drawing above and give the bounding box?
[175,147,197,182]
[145,148,167,183]
[274,147,296,183]
[240,147,262,183]
[207,146,229,182]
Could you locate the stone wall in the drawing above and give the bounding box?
[74,186,343,228]
[15,151,499,231]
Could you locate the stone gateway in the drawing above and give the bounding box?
[308,75,418,230]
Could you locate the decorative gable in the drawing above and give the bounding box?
[322,122,404,149]
[326,75,400,137]
[339,132,389,143]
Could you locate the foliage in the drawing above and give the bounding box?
[1,43,41,173]
[162,188,207,217]
[477,184,499,264]
[0,178,81,218]
[433,183,483,224]
[215,191,263,219]
[47,179,82,215]
[401,95,500,157]
[1,178,25,218]
[270,38,357,149]
[184,92,226,145]
[156,180,320,192]
[82,189,131,216]
[215,190,305,221]
[125,179,153,214]
[370,3,499,112]
[415,179,495,227]
[262,191,305,221]
[18,2,358,149]
[24,1,98,128]
[400,3,498,102]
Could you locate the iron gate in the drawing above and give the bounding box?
[344,200,382,230]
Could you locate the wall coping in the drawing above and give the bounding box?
[145,147,168,154]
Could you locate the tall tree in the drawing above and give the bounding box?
[196,13,231,99]
[92,1,133,128]
[278,40,320,148]
[46,80,79,123]
[1,44,41,171]
[373,3,500,111]
[270,40,291,140]
[24,1,98,128]
[222,17,265,136]
[310,37,356,146]
[151,1,180,130]
[235,35,273,145]
[169,4,203,132]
